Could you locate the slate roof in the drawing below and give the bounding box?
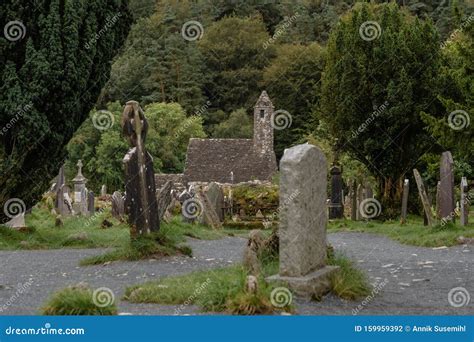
[183,138,276,183]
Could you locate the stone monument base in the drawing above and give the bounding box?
[266,265,340,298]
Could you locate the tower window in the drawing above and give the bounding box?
[260,109,265,118]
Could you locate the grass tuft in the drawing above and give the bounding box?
[41,285,117,315]
[328,253,371,300]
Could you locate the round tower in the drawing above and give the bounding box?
[253,90,274,155]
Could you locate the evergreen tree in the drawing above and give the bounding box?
[320,2,442,218]
[0,0,131,222]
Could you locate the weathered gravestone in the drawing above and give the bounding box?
[413,169,434,227]
[4,213,26,229]
[72,160,88,215]
[206,182,225,222]
[54,165,65,209]
[267,144,339,297]
[460,177,469,226]
[100,185,107,197]
[350,180,357,221]
[196,190,222,229]
[439,151,455,223]
[57,184,73,216]
[400,179,409,224]
[111,191,124,220]
[365,185,373,199]
[122,101,159,235]
[328,165,343,219]
[436,181,441,219]
[88,191,95,216]
[356,184,364,220]
[156,180,172,221]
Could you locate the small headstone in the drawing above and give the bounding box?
[206,182,224,221]
[101,185,107,197]
[350,180,357,221]
[439,151,455,223]
[413,169,434,227]
[156,181,173,221]
[328,165,343,219]
[400,179,409,224]
[87,191,95,216]
[267,144,339,297]
[255,209,264,219]
[111,191,124,220]
[460,177,469,226]
[4,213,26,229]
[58,185,73,216]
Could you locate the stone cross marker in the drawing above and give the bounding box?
[267,144,338,297]
[122,101,159,236]
[328,166,343,219]
[400,179,409,224]
[439,151,455,223]
[413,169,434,227]
[460,177,469,226]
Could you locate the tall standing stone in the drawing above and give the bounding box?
[54,165,65,208]
[400,179,409,224]
[267,144,339,297]
[439,151,455,223]
[88,191,95,216]
[413,169,434,227]
[328,166,343,219]
[72,160,87,215]
[351,180,357,221]
[460,177,469,226]
[436,181,441,219]
[356,184,364,220]
[206,182,225,222]
[122,101,159,236]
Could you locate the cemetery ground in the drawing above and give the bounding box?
[0,206,472,315]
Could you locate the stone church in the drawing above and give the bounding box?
[155,91,277,188]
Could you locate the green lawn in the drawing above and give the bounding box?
[328,215,474,247]
[0,206,246,252]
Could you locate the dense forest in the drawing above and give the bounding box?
[1,0,472,220]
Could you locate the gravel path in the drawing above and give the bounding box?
[0,232,471,315]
